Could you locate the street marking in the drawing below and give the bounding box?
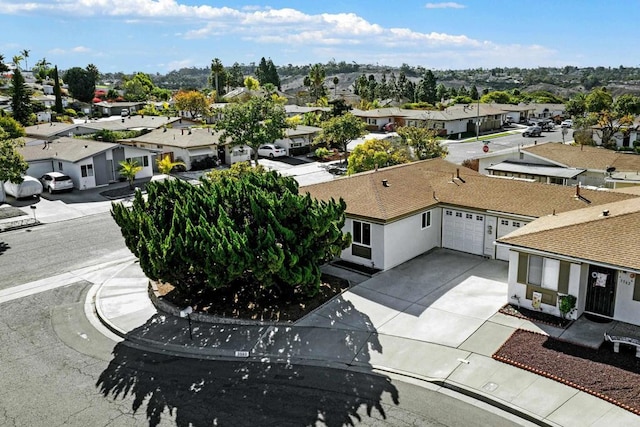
[0,255,135,304]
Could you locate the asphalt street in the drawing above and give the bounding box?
[0,212,130,290]
[0,279,523,427]
[443,126,568,164]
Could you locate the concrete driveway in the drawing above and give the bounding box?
[300,249,511,349]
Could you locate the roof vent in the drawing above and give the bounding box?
[382,179,390,187]
[603,209,610,217]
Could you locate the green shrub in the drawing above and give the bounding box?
[64,108,77,117]
[314,147,330,159]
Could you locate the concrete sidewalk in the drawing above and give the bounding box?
[93,254,638,427]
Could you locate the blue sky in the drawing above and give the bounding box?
[0,0,637,74]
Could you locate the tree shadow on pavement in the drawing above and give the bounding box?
[96,298,399,426]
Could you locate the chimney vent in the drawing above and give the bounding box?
[382,179,389,187]
[603,209,610,217]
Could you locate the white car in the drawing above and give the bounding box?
[560,119,573,128]
[40,172,74,193]
[257,144,287,158]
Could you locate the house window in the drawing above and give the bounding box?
[455,212,462,218]
[58,161,63,171]
[476,215,483,221]
[445,210,452,216]
[353,221,371,246]
[528,255,543,286]
[367,118,377,125]
[421,211,431,229]
[513,221,521,227]
[466,213,473,219]
[125,156,149,167]
[501,219,509,226]
[81,164,94,177]
[517,253,572,306]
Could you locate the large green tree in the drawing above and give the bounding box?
[582,87,635,148]
[415,69,437,104]
[123,72,155,101]
[255,57,281,90]
[9,68,33,126]
[0,127,28,185]
[111,166,350,299]
[397,125,448,160]
[214,96,290,163]
[52,65,63,114]
[64,66,96,103]
[347,138,412,175]
[314,113,366,163]
[227,62,244,89]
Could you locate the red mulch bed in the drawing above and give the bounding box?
[493,329,640,414]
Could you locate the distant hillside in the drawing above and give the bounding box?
[101,64,640,100]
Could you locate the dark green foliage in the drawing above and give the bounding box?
[111,169,350,298]
[255,57,281,90]
[64,66,96,103]
[9,68,32,126]
[53,65,63,114]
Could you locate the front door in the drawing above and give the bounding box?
[585,265,616,317]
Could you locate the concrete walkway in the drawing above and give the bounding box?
[93,250,638,426]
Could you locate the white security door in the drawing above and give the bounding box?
[442,209,485,255]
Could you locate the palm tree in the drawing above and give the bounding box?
[118,159,143,189]
[12,54,23,70]
[210,58,224,98]
[156,155,185,175]
[20,49,30,71]
[308,63,326,102]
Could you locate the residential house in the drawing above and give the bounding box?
[121,127,221,170]
[284,105,331,118]
[497,197,640,324]
[93,101,147,117]
[489,103,537,124]
[478,141,640,188]
[274,125,322,156]
[302,158,633,270]
[18,137,153,189]
[351,104,507,138]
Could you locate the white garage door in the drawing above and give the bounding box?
[495,219,525,261]
[442,209,485,255]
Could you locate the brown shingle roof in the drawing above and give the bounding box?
[302,159,635,222]
[523,143,640,171]
[123,127,227,149]
[19,137,118,163]
[498,198,640,270]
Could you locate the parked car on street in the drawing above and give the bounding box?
[40,172,74,193]
[522,126,542,137]
[561,119,573,128]
[256,144,287,158]
[3,176,43,199]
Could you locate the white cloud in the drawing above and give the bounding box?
[0,1,559,69]
[425,2,466,9]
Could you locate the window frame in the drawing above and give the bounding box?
[352,220,371,247]
[421,210,432,229]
